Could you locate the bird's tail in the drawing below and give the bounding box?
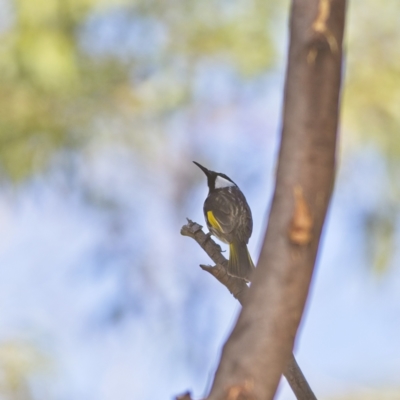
[228,240,255,281]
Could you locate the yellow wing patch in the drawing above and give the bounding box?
[207,211,222,232]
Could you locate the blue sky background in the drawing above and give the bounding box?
[0,1,400,399]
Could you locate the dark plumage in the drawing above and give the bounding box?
[193,161,255,281]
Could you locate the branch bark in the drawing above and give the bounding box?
[181,220,316,400]
[204,1,347,399]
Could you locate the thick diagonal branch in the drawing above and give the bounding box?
[180,220,316,400]
[205,1,346,399]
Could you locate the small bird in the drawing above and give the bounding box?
[193,161,255,281]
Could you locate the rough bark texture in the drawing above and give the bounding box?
[181,220,249,303]
[181,220,316,400]
[204,0,346,399]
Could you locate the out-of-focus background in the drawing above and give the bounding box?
[0,0,400,399]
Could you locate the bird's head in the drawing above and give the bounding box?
[193,161,237,192]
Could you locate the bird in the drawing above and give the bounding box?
[193,161,255,281]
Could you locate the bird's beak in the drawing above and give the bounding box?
[193,161,210,177]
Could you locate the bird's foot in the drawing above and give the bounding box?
[205,231,212,240]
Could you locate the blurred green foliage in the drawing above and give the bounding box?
[0,0,278,180]
[343,0,400,273]
[344,0,400,160]
[2,0,399,177]
[0,0,399,269]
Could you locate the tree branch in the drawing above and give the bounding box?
[180,220,316,400]
[204,1,346,399]
[181,220,249,304]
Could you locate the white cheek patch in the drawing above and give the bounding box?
[215,175,235,188]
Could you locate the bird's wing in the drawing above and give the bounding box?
[205,187,253,243]
[204,191,238,235]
